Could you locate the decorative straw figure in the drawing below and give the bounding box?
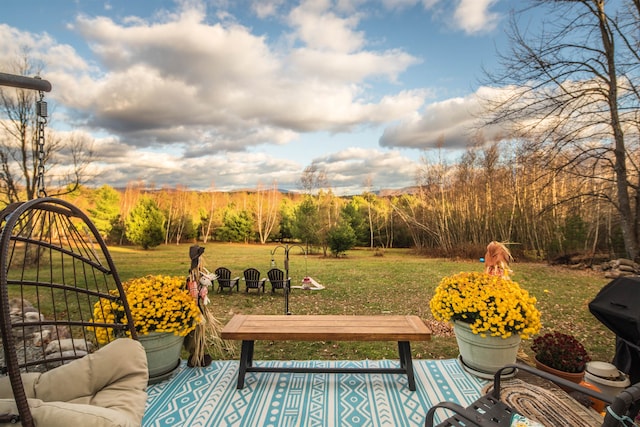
[184,245,235,367]
[484,241,513,279]
[184,245,212,367]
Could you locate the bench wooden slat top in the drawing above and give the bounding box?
[221,314,432,342]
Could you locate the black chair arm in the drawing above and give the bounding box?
[601,383,640,427]
[425,401,499,427]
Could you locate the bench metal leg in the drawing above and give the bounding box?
[398,341,416,391]
[235,340,418,391]
[237,340,254,389]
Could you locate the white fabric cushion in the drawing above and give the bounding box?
[0,398,138,427]
[0,338,148,426]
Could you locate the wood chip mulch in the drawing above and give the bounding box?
[424,319,455,337]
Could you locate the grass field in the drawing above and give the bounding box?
[109,242,616,364]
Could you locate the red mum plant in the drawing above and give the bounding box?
[531,331,591,373]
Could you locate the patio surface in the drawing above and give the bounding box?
[142,358,487,427]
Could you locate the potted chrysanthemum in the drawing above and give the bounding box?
[531,331,590,388]
[430,272,542,376]
[91,275,201,383]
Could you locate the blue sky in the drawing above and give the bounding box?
[1,0,517,194]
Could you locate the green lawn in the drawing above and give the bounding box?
[109,242,616,364]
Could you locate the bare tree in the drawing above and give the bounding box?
[200,182,218,243]
[0,55,95,203]
[480,0,640,259]
[362,176,375,249]
[254,181,281,244]
[298,164,329,194]
[415,146,455,252]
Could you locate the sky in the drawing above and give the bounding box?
[1,0,519,195]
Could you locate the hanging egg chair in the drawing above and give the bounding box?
[0,73,143,427]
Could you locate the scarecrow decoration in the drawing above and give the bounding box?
[483,241,513,279]
[184,245,233,367]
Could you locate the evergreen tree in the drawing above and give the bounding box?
[276,198,296,242]
[216,208,254,243]
[88,185,121,240]
[292,196,320,247]
[341,199,368,246]
[125,196,165,249]
[327,221,357,257]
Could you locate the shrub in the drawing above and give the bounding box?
[125,197,165,249]
[327,222,357,257]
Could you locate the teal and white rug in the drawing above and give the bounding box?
[143,359,488,426]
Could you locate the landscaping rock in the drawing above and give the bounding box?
[2,298,93,372]
[601,258,640,278]
[45,338,94,355]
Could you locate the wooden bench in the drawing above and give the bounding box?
[220,314,431,390]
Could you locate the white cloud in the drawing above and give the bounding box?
[453,0,500,34]
[288,48,419,83]
[380,0,501,34]
[251,0,286,18]
[5,3,424,192]
[379,88,505,150]
[313,147,420,194]
[288,0,365,53]
[56,7,422,145]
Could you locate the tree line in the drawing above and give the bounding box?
[54,137,631,262]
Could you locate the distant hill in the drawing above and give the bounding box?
[111,185,419,197]
[376,186,420,197]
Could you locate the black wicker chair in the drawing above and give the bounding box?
[0,197,140,427]
[425,363,640,427]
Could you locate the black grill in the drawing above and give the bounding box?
[589,276,640,384]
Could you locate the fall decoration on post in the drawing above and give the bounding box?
[484,241,513,279]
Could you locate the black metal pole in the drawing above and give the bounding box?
[284,253,290,315]
[0,72,52,92]
[271,244,305,315]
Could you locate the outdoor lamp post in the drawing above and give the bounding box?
[270,244,306,315]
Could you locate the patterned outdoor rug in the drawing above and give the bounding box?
[143,359,487,427]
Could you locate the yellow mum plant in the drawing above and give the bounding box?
[429,272,541,339]
[91,275,201,344]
